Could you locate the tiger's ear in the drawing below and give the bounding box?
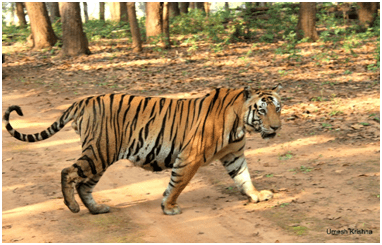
[272,84,282,92]
[244,86,252,100]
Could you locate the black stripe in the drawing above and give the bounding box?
[6,123,13,131]
[14,131,22,141]
[78,155,97,174]
[151,161,162,172]
[40,131,49,140]
[143,97,151,110]
[73,164,87,178]
[228,158,245,178]
[224,156,240,167]
[27,134,35,142]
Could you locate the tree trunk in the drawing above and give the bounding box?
[127,2,142,52]
[83,2,89,23]
[190,2,195,10]
[10,3,15,25]
[179,2,189,14]
[46,2,60,23]
[196,2,205,12]
[16,3,27,27]
[357,2,379,28]
[59,2,90,57]
[24,2,58,49]
[296,2,319,42]
[99,2,105,20]
[162,2,171,48]
[224,2,230,12]
[204,2,211,16]
[170,2,180,17]
[146,2,163,41]
[110,2,128,22]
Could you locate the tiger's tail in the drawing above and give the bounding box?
[3,103,78,142]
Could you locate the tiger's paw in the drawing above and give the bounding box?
[258,190,273,201]
[248,190,273,203]
[64,200,80,213]
[161,202,182,215]
[88,204,110,215]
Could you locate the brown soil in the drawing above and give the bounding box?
[2,40,380,242]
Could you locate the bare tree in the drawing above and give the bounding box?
[162,2,170,48]
[170,2,180,17]
[15,3,27,27]
[296,2,319,41]
[10,3,15,25]
[83,2,89,23]
[146,2,171,49]
[204,2,211,16]
[99,2,105,20]
[59,2,90,57]
[127,2,142,52]
[357,2,379,29]
[110,2,128,22]
[196,2,205,12]
[24,2,58,49]
[46,2,60,23]
[179,2,189,14]
[146,2,163,40]
[224,2,230,12]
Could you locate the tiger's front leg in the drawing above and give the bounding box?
[161,155,202,215]
[220,152,273,203]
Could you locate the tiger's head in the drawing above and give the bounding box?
[243,84,282,139]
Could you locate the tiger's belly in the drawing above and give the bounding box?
[118,141,180,172]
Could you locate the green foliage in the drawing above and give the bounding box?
[299,166,313,173]
[2,24,30,43]
[84,20,130,41]
[279,151,293,161]
[1,2,379,63]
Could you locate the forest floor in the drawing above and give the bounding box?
[2,37,380,242]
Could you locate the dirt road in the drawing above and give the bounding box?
[2,83,379,243]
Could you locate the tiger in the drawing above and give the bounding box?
[3,85,282,215]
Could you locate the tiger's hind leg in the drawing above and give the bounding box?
[220,152,273,203]
[76,172,110,214]
[61,156,110,214]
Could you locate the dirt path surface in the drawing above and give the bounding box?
[2,43,380,242]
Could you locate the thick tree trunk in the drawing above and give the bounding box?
[224,2,230,12]
[83,2,89,23]
[110,2,128,22]
[99,2,105,20]
[24,2,58,49]
[196,2,205,12]
[46,2,60,23]
[10,3,15,25]
[59,2,90,57]
[162,2,171,48]
[170,2,180,17]
[204,2,211,16]
[190,2,195,10]
[179,2,189,14]
[127,2,142,52]
[16,3,27,27]
[357,2,379,28]
[296,2,319,42]
[146,2,163,41]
